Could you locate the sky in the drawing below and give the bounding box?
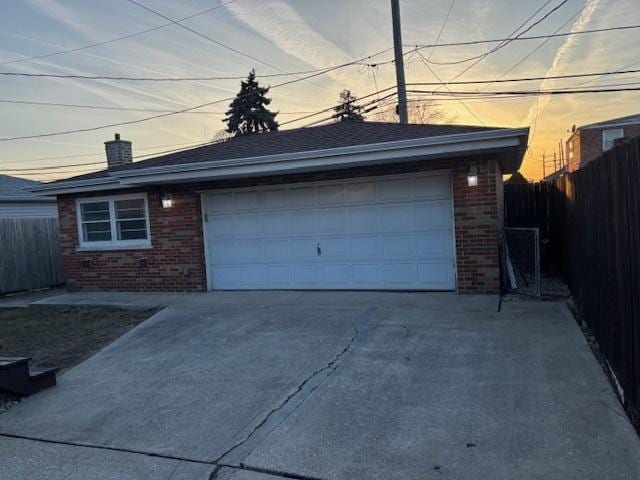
[0,0,639,182]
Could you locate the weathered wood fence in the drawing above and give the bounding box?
[505,136,640,429]
[0,217,65,294]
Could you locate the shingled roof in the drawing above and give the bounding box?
[58,121,501,183]
[0,174,49,200]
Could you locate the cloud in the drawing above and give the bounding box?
[525,0,602,130]
[224,0,353,75]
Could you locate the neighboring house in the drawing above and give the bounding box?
[542,166,566,183]
[0,174,57,218]
[32,122,528,294]
[565,113,640,172]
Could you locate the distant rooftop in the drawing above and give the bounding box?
[578,113,640,131]
[0,174,52,201]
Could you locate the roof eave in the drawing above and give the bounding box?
[31,127,529,195]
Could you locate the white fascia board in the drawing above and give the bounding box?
[28,127,528,194]
[118,136,522,186]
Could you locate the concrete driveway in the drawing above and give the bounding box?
[1,292,639,480]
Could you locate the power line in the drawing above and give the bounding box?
[407,86,640,96]
[426,0,456,62]
[432,0,556,92]
[415,51,485,125]
[405,24,640,51]
[406,67,640,86]
[0,0,237,66]
[0,99,315,115]
[1,24,636,83]
[0,61,359,142]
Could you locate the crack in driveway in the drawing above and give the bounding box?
[211,306,384,467]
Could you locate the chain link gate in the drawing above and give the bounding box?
[503,227,541,297]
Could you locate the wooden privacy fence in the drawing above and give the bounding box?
[0,217,65,294]
[505,136,640,429]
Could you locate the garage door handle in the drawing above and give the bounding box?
[317,243,322,256]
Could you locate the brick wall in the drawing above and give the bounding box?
[57,156,501,293]
[58,188,207,292]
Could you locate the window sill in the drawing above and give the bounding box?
[76,244,153,252]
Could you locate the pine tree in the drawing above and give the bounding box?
[224,69,278,136]
[333,90,364,122]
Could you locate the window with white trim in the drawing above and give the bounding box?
[77,194,151,249]
[602,128,624,151]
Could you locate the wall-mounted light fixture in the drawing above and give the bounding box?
[161,193,174,209]
[467,166,479,187]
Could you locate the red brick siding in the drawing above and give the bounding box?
[58,189,206,292]
[57,156,501,293]
[568,124,640,171]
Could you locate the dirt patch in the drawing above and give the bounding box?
[0,305,157,412]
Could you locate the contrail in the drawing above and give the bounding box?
[526,0,602,126]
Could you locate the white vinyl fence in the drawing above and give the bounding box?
[0,217,65,294]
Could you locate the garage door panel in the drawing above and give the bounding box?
[347,206,378,232]
[317,184,345,205]
[289,187,315,207]
[264,239,290,260]
[412,175,451,199]
[291,239,318,259]
[381,234,415,259]
[262,189,287,209]
[383,263,417,285]
[380,178,412,201]
[235,191,260,210]
[208,216,235,238]
[380,204,413,231]
[352,264,383,285]
[418,262,455,286]
[293,265,321,284]
[235,214,261,236]
[415,232,454,258]
[414,200,452,228]
[321,264,351,285]
[289,211,316,233]
[205,173,455,290]
[266,265,291,286]
[262,213,290,236]
[317,237,347,259]
[345,182,376,203]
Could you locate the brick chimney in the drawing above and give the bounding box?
[105,133,132,169]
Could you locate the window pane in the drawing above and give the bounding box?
[81,202,110,222]
[116,199,145,220]
[117,219,147,240]
[83,221,111,242]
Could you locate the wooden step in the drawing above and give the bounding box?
[0,357,57,396]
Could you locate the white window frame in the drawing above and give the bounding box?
[76,193,151,250]
[602,128,624,151]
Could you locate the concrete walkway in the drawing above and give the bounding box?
[1,292,638,479]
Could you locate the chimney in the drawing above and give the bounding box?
[105,133,132,169]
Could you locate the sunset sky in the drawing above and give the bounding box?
[1,0,639,182]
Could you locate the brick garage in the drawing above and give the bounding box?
[39,122,528,294]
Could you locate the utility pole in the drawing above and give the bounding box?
[542,153,546,179]
[391,0,408,124]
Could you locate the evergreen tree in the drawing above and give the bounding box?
[224,69,278,135]
[333,90,364,122]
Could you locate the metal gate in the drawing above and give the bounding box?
[503,227,541,297]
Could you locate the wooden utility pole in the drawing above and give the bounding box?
[542,153,546,179]
[391,0,408,124]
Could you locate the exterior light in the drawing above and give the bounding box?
[161,193,173,209]
[467,166,478,187]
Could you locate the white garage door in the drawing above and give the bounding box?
[203,173,455,290]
